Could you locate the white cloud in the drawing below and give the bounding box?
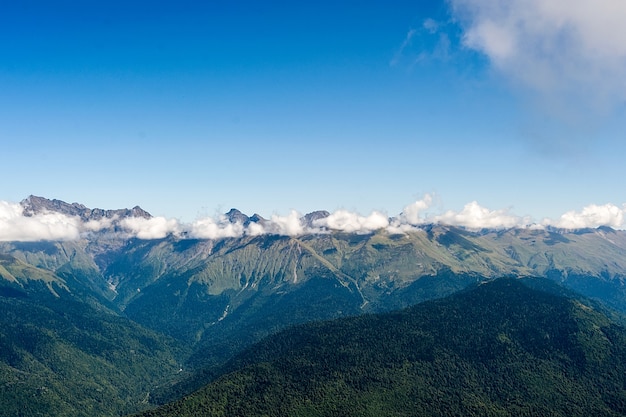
[428,201,525,229]
[545,203,625,229]
[267,211,306,236]
[246,221,266,236]
[450,0,626,110]
[3,197,626,243]
[397,195,433,225]
[120,216,181,240]
[188,216,245,239]
[0,201,81,241]
[315,210,389,234]
[83,217,115,232]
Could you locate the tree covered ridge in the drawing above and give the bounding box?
[0,291,188,417]
[136,278,626,417]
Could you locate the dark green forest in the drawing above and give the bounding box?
[0,283,187,417]
[135,279,626,417]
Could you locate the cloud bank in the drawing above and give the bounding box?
[314,210,390,234]
[121,217,181,240]
[449,0,626,112]
[189,216,245,240]
[544,203,625,229]
[0,201,82,241]
[1,197,626,242]
[429,201,527,229]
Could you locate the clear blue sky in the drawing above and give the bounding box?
[1,0,625,222]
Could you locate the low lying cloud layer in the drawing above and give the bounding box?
[545,203,625,229]
[449,0,626,113]
[314,210,390,234]
[121,217,181,240]
[1,197,626,242]
[429,201,527,229]
[0,201,82,241]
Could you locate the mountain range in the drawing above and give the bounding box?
[21,194,152,222]
[3,197,626,415]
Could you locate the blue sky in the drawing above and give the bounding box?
[1,0,625,224]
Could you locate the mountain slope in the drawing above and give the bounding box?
[0,278,188,417]
[135,278,626,417]
[115,226,626,371]
[0,253,68,297]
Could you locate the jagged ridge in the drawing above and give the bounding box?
[20,195,152,221]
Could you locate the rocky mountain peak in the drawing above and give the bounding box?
[302,210,330,228]
[249,213,267,225]
[21,195,152,221]
[225,208,250,225]
[225,209,271,226]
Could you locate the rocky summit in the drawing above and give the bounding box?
[20,195,152,221]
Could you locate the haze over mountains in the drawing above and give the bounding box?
[3,196,626,416]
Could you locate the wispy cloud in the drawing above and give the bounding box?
[390,28,417,67]
[449,0,626,114]
[391,18,454,67]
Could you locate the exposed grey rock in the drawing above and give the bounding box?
[249,213,267,226]
[302,210,330,228]
[21,195,152,221]
[225,208,250,225]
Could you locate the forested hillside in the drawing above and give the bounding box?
[136,279,626,417]
[0,261,187,417]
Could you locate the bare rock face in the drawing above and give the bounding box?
[20,195,152,221]
[249,213,267,226]
[225,208,250,225]
[224,209,271,227]
[302,210,330,228]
